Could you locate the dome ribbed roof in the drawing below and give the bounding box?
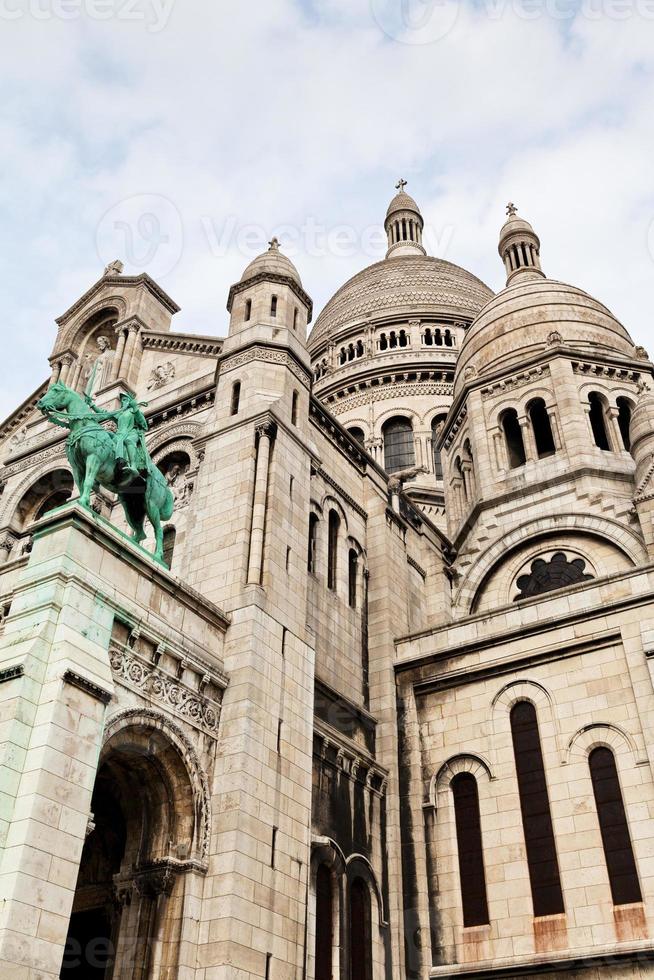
[309,256,494,350]
[386,191,421,218]
[455,278,635,396]
[240,240,302,286]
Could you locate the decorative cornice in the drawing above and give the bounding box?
[56,273,180,325]
[313,465,367,521]
[227,271,313,320]
[0,664,24,683]
[63,669,112,704]
[322,379,453,413]
[313,722,387,797]
[147,386,215,431]
[480,364,551,401]
[572,360,642,383]
[142,331,224,358]
[221,343,312,390]
[407,555,427,579]
[309,397,371,475]
[0,381,49,446]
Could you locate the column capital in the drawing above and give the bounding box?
[255,419,278,441]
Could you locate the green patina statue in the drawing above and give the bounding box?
[36,381,174,566]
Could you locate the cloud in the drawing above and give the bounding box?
[0,0,653,418]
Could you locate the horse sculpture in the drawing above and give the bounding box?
[36,381,174,565]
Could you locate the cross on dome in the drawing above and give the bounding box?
[396,178,408,192]
[268,237,280,251]
[506,202,518,217]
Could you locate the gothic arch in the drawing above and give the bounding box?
[458,513,647,613]
[565,722,645,767]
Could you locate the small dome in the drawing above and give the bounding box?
[309,256,494,351]
[454,278,636,396]
[240,238,302,286]
[386,190,421,219]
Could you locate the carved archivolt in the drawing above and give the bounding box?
[431,753,494,810]
[146,422,202,455]
[102,706,211,863]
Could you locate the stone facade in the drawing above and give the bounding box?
[0,191,653,979]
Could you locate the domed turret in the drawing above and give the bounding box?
[384,179,426,258]
[499,202,545,286]
[227,237,312,336]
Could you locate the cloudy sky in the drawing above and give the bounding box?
[2,0,653,418]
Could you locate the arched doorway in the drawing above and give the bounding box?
[61,714,208,978]
[4,468,74,561]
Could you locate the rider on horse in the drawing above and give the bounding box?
[84,391,149,483]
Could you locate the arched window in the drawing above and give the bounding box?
[451,772,489,927]
[399,329,408,347]
[379,333,388,351]
[435,328,443,346]
[348,548,358,608]
[348,427,365,445]
[270,295,278,318]
[349,877,372,980]
[230,381,241,416]
[327,510,340,591]
[356,340,364,358]
[589,392,611,451]
[307,513,319,574]
[383,417,415,474]
[431,415,447,480]
[528,398,555,458]
[444,329,453,348]
[501,409,526,468]
[589,747,642,906]
[315,865,334,980]
[617,397,633,451]
[424,328,433,346]
[510,701,564,917]
[244,298,252,322]
[291,390,299,426]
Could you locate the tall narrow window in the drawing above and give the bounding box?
[291,390,298,426]
[349,877,372,980]
[617,397,633,452]
[589,392,611,451]
[327,510,340,591]
[293,307,298,331]
[528,398,556,458]
[315,865,334,980]
[501,409,527,468]
[270,295,278,318]
[383,417,415,474]
[244,298,252,322]
[230,381,241,416]
[589,747,642,906]
[451,772,489,927]
[510,701,564,917]
[307,513,319,573]
[162,526,176,570]
[348,548,358,608]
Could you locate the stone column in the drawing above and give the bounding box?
[608,406,624,452]
[519,415,536,462]
[548,408,564,452]
[120,325,140,384]
[247,420,276,585]
[112,327,128,382]
[58,354,74,386]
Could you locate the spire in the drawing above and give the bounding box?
[498,202,545,286]
[384,179,426,259]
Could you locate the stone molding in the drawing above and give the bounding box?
[407,555,427,579]
[63,669,112,705]
[221,344,312,390]
[322,379,453,413]
[313,466,367,521]
[480,364,551,401]
[0,664,24,684]
[55,273,180,326]
[314,721,387,797]
[147,387,215,432]
[142,331,223,357]
[109,643,221,736]
[226,270,313,318]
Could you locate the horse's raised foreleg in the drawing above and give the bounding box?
[80,455,101,508]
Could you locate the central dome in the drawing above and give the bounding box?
[308,255,494,352]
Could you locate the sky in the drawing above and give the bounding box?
[1,0,654,419]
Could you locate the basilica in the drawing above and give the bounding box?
[1,183,654,979]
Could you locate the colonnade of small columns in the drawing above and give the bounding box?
[49,319,143,391]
